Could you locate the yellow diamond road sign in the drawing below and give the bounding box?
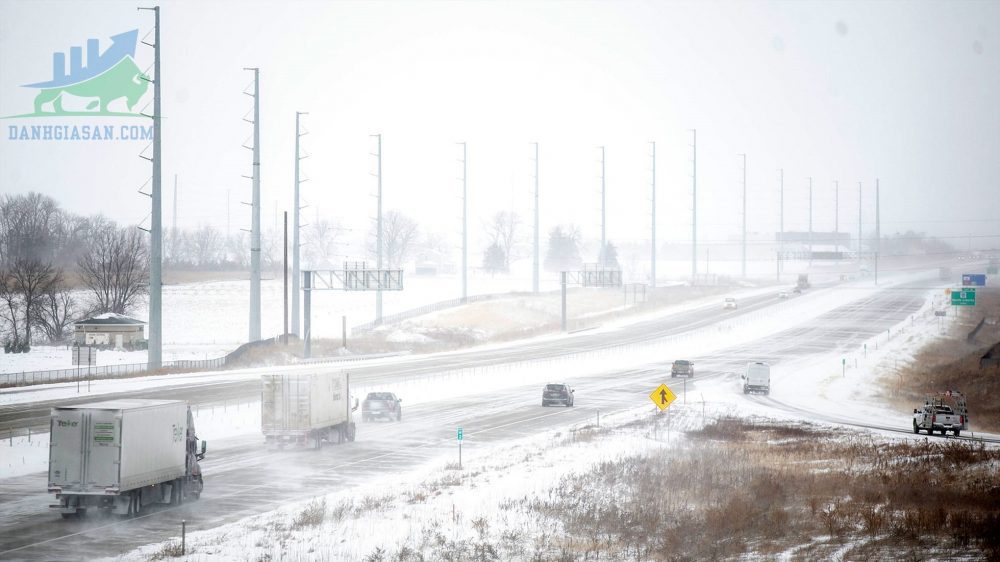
[649,383,677,411]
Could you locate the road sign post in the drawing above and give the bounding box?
[457,427,463,469]
[649,383,677,411]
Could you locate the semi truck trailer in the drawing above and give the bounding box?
[48,399,206,518]
[261,372,358,449]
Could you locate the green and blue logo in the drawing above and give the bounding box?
[5,29,153,141]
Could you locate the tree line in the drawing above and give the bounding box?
[0,193,149,350]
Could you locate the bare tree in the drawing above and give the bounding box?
[485,211,521,270]
[303,218,344,269]
[32,273,77,343]
[78,225,149,315]
[0,268,21,345]
[9,259,58,346]
[368,210,419,269]
[191,225,224,267]
[0,192,63,266]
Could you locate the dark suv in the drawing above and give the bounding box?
[542,383,575,407]
[671,360,695,378]
[362,392,402,422]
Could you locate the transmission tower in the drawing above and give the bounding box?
[459,142,467,302]
[243,67,261,341]
[137,6,162,367]
[291,111,308,336]
[740,154,747,278]
[532,143,539,293]
[808,176,813,263]
[650,141,656,288]
[690,129,697,281]
[372,133,383,324]
[599,146,606,263]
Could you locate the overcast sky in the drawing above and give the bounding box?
[1,0,997,260]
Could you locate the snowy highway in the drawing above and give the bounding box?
[0,271,990,560]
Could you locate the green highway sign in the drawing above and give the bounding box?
[457,427,463,441]
[951,288,976,306]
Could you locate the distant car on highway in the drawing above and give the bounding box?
[723,297,738,309]
[542,383,575,407]
[362,392,402,422]
[778,291,790,299]
[671,359,695,378]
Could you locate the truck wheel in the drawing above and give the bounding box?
[954,430,961,437]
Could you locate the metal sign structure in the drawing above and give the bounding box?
[302,265,404,358]
[561,264,623,331]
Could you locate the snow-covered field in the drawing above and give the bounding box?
[1,256,829,375]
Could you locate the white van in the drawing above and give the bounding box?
[742,361,770,395]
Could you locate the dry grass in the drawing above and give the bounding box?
[516,417,1000,560]
[886,287,1000,432]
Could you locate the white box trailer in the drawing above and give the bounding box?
[48,399,206,517]
[261,372,357,449]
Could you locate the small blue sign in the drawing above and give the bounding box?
[962,274,986,287]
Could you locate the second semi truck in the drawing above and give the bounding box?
[261,372,358,449]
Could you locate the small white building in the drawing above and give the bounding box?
[73,314,146,349]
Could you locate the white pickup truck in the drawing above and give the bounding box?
[913,393,967,436]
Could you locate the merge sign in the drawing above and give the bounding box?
[649,383,677,411]
[951,289,976,306]
[962,274,986,287]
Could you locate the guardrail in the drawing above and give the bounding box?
[0,356,228,388]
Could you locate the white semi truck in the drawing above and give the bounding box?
[48,399,206,518]
[261,372,358,449]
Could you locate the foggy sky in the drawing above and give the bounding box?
[1,0,997,263]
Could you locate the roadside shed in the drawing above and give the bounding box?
[73,314,146,349]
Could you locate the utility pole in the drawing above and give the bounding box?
[172,174,177,233]
[875,178,880,284]
[740,153,747,278]
[834,180,839,238]
[138,6,162,368]
[650,141,656,288]
[599,146,606,264]
[372,134,383,324]
[243,67,261,342]
[808,176,813,264]
[532,142,539,294]
[779,168,784,275]
[690,129,697,281]
[858,181,863,262]
[291,111,307,337]
[283,211,288,343]
[459,142,467,302]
